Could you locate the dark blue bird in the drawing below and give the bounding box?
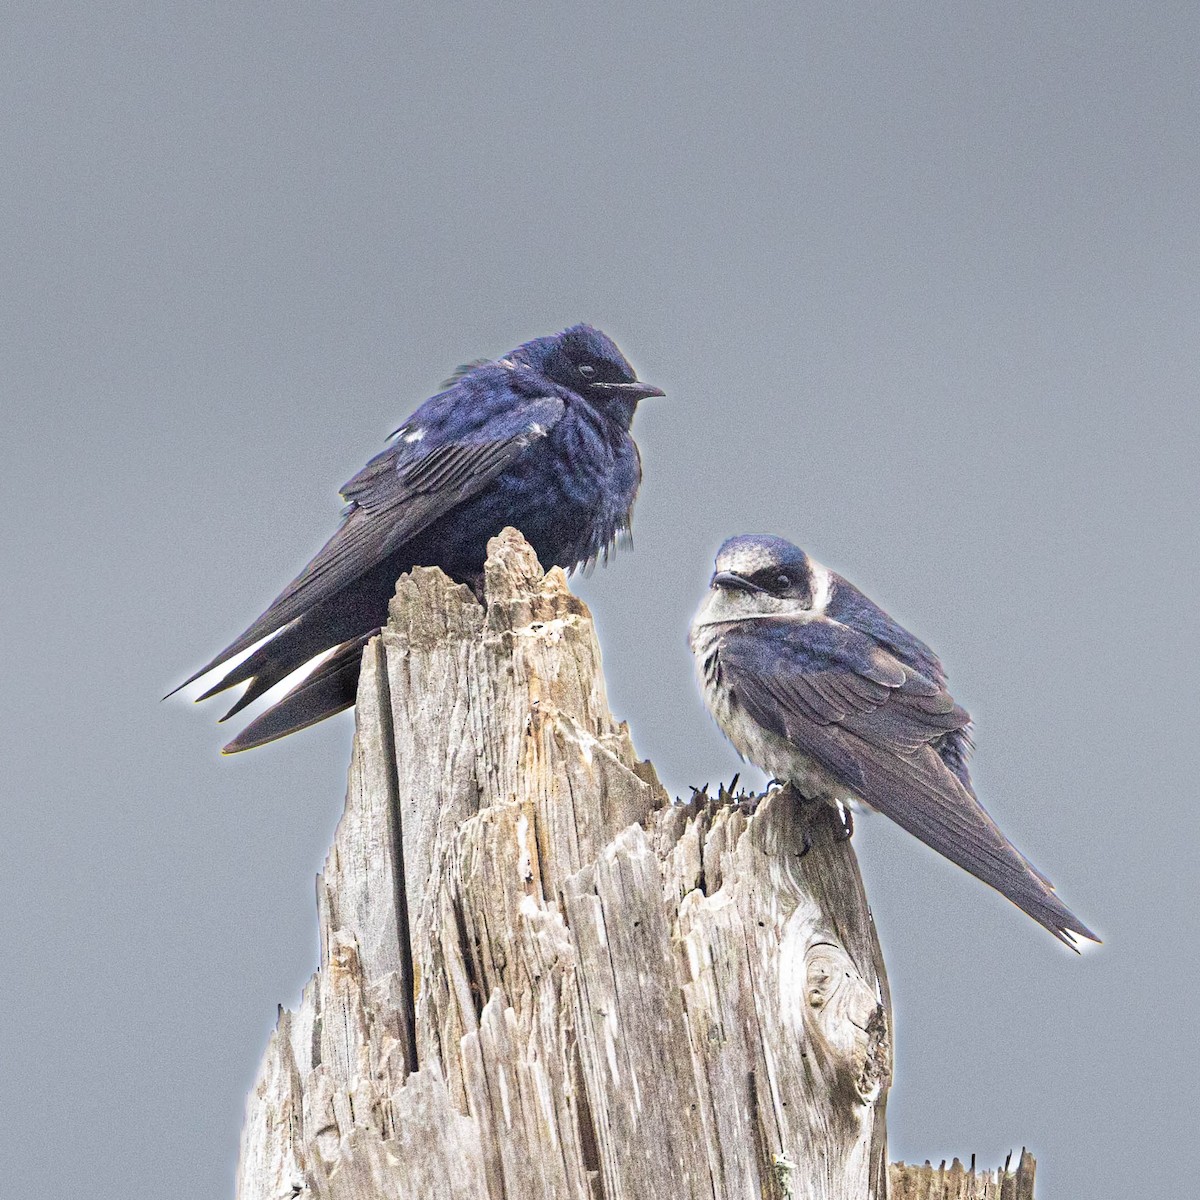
[174,324,662,752]
[690,534,1097,948]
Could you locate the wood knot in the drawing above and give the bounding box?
[780,934,889,1109]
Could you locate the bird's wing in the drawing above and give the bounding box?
[177,391,565,688]
[717,618,1097,947]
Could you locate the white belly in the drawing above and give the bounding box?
[690,622,860,807]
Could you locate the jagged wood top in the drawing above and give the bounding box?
[235,529,1030,1200]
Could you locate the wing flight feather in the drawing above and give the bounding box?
[717,618,1097,947]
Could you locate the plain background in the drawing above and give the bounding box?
[4,4,1197,1197]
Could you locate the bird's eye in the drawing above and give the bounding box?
[577,363,597,380]
[774,573,790,591]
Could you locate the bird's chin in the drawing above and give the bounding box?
[691,588,791,629]
[691,589,736,631]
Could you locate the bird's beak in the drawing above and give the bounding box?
[592,380,666,400]
[711,570,764,594]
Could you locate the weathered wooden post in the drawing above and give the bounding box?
[235,529,1034,1200]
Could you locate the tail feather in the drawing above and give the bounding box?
[166,615,291,700]
[199,603,365,720]
[167,550,410,702]
[221,633,376,754]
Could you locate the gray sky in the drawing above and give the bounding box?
[4,4,1197,1197]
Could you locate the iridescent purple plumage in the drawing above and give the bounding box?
[174,324,661,751]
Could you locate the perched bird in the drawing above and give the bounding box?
[689,534,1097,948]
[173,324,662,753]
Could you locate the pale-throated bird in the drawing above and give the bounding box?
[690,534,1097,948]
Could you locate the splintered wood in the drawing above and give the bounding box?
[237,528,907,1199]
[889,1150,1036,1200]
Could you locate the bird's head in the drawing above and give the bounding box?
[514,324,664,426]
[695,534,833,626]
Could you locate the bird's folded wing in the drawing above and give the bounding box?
[719,617,964,756]
[718,619,1097,947]
[177,393,564,689]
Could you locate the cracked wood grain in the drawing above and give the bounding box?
[235,528,1019,1200]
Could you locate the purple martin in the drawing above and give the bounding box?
[173,324,662,753]
[690,534,1097,948]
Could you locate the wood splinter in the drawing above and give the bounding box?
[235,528,1028,1200]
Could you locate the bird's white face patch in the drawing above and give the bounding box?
[808,559,832,616]
[691,585,791,627]
[695,545,832,628]
[403,427,425,444]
